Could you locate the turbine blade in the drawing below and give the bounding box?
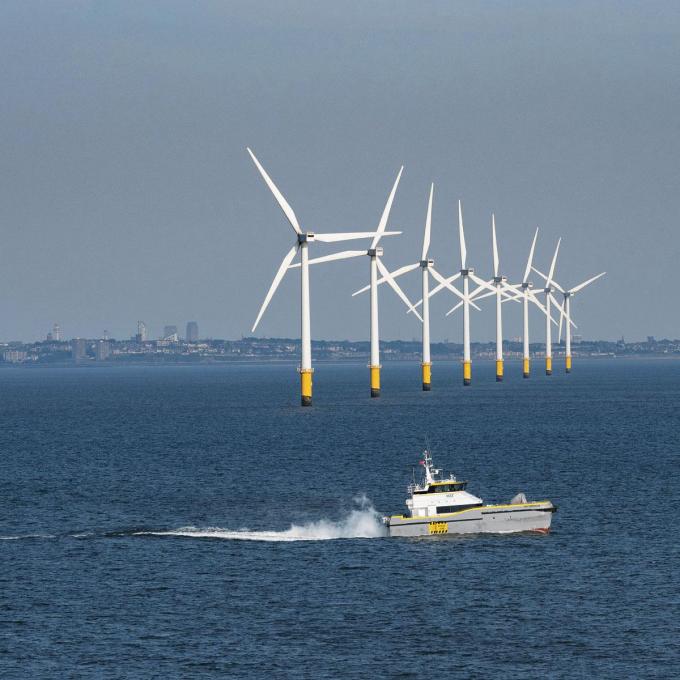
[532,265,565,293]
[468,272,498,296]
[247,148,302,235]
[523,228,539,283]
[458,200,467,270]
[371,166,404,249]
[467,283,487,300]
[549,292,576,334]
[528,290,559,327]
[251,245,298,332]
[470,289,497,303]
[290,250,365,268]
[501,282,523,302]
[429,268,466,303]
[315,231,400,243]
[376,258,423,321]
[351,262,419,296]
[421,183,434,261]
[445,300,464,316]
[548,237,561,283]
[570,272,606,294]
[492,214,499,277]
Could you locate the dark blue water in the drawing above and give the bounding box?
[2,360,679,678]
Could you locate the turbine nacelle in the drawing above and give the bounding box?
[493,275,507,284]
[298,232,315,243]
[420,259,434,268]
[367,247,384,257]
[460,268,474,276]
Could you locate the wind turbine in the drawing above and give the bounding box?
[443,214,521,382]
[352,184,441,390]
[294,167,412,398]
[513,229,554,379]
[247,148,399,406]
[532,238,571,375]
[533,267,605,373]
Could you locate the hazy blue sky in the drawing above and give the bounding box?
[1,1,678,342]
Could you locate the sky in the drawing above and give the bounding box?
[1,1,678,343]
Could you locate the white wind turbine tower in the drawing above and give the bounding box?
[424,201,500,385]
[453,201,506,385]
[532,238,571,375]
[353,184,450,391]
[443,214,521,382]
[514,228,554,379]
[295,167,413,397]
[247,148,400,406]
[532,266,605,373]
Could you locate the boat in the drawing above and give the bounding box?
[384,449,556,537]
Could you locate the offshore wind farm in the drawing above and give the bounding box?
[248,152,605,405]
[4,3,680,680]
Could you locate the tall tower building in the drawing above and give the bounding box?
[72,338,87,362]
[53,323,62,341]
[186,321,199,343]
[96,340,110,361]
[136,321,147,343]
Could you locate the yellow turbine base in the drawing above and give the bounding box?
[523,357,530,378]
[496,360,504,382]
[566,355,572,373]
[463,361,471,386]
[300,368,313,406]
[370,365,381,397]
[421,362,431,391]
[546,356,552,375]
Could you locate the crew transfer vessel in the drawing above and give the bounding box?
[384,450,556,537]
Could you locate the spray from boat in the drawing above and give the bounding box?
[134,495,387,542]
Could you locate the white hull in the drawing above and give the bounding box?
[386,501,556,538]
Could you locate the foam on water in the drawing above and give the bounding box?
[135,498,388,542]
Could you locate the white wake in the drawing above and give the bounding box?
[134,497,387,542]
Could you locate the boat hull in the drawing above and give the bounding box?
[386,501,556,537]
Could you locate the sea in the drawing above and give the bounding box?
[1,359,679,678]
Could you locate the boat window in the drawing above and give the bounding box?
[414,482,467,494]
[436,504,482,514]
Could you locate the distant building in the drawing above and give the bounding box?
[53,323,62,341]
[3,350,27,363]
[186,321,199,343]
[135,321,148,343]
[72,338,87,361]
[163,325,178,341]
[96,340,110,361]
[647,336,656,344]
[572,334,583,344]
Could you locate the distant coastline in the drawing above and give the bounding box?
[1,336,677,367]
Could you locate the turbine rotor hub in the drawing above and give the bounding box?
[367,247,383,257]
